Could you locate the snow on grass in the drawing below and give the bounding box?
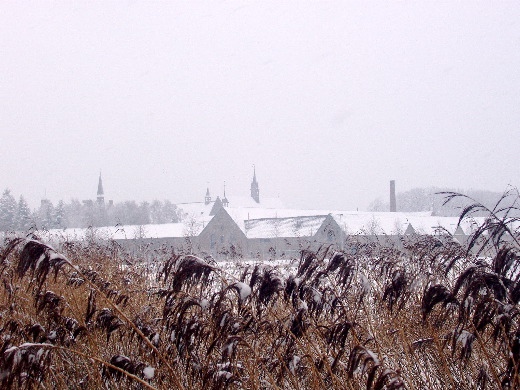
[143,366,155,379]
[231,282,251,301]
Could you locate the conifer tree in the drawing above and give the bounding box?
[150,200,164,224]
[0,189,17,231]
[163,200,180,223]
[54,200,66,228]
[38,200,55,229]
[65,199,83,228]
[16,195,32,231]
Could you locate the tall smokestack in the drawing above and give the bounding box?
[390,180,396,212]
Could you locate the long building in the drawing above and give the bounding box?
[32,171,486,259]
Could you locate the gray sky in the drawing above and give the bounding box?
[1,1,519,210]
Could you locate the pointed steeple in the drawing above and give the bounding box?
[222,182,229,207]
[205,187,212,205]
[97,172,104,204]
[250,165,260,203]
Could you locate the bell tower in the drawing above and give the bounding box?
[205,187,212,205]
[250,166,260,203]
[97,172,105,205]
[222,182,229,207]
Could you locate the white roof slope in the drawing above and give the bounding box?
[224,206,486,237]
[30,207,488,243]
[110,222,201,239]
[38,222,199,242]
[177,202,214,219]
[244,215,328,238]
[332,213,486,236]
[177,196,284,225]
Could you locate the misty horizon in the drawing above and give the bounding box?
[1,2,519,211]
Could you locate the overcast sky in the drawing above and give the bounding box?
[1,1,519,210]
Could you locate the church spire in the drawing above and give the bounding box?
[97,172,104,204]
[205,187,212,205]
[222,182,229,207]
[250,165,260,203]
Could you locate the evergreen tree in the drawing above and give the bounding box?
[54,200,66,228]
[150,200,164,224]
[137,201,151,225]
[65,199,83,228]
[38,200,55,229]
[163,200,179,223]
[0,189,17,231]
[81,200,95,227]
[16,195,32,231]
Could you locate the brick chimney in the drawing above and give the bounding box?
[390,180,396,212]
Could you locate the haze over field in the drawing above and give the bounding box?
[1,2,519,210]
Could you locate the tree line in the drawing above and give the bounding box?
[368,186,519,216]
[0,189,182,232]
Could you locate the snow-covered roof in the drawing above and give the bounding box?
[331,213,486,236]
[177,196,284,223]
[38,222,200,242]
[111,222,201,239]
[26,206,490,245]
[177,202,214,219]
[244,215,328,239]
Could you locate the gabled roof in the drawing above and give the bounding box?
[111,223,196,239]
[405,223,416,235]
[178,196,285,220]
[39,222,194,241]
[210,197,223,216]
[332,213,485,236]
[454,225,465,235]
[177,202,214,219]
[244,215,328,238]
[198,206,247,240]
